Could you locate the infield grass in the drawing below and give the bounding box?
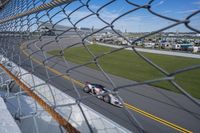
[48,44,200,98]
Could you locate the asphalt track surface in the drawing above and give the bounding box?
[6,36,200,133]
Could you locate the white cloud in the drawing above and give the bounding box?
[193,1,200,8]
[177,9,198,14]
[88,5,100,10]
[163,10,172,14]
[153,0,165,7]
[193,1,200,5]
[52,4,193,32]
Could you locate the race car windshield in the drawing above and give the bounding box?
[91,84,104,89]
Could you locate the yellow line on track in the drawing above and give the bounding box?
[20,43,192,133]
[124,103,192,133]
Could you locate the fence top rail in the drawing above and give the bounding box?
[0,0,9,9]
[0,0,73,24]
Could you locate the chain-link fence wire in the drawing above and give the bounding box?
[0,0,200,132]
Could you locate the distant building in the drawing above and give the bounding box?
[39,23,122,36]
[39,26,56,36]
[195,34,200,37]
[39,23,77,36]
[116,37,130,45]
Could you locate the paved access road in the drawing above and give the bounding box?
[98,42,200,59]
[7,36,200,133]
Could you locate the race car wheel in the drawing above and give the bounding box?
[103,95,110,103]
[83,86,90,93]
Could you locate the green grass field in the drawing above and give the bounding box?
[48,44,200,98]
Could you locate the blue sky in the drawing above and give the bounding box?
[46,0,200,32]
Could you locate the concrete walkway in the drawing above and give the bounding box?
[0,96,21,133]
[98,42,200,59]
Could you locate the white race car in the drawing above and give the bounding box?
[83,82,123,107]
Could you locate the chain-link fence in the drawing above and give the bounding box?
[0,0,200,133]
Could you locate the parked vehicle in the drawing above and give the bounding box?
[172,44,181,50]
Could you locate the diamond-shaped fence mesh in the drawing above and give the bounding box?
[0,0,200,133]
